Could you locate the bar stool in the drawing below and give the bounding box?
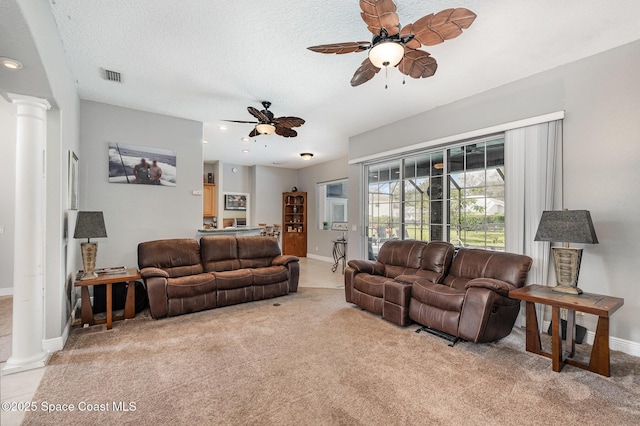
[258,223,267,236]
[273,224,281,239]
[265,225,274,236]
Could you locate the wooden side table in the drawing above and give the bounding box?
[509,284,624,376]
[74,268,140,330]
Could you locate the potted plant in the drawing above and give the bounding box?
[322,221,329,230]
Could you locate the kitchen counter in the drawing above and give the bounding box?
[196,226,264,238]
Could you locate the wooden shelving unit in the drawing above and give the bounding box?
[282,191,307,257]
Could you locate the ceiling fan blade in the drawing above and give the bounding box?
[248,106,269,122]
[249,128,260,138]
[274,116,305,128]
[307,41,371,54]
[360,0,400,36]
[350,57,381,87]
[400,24,422,49]
[275,125,297,138]
[222,119,259,124]
[397,49,437,79]
[410,8,477,46]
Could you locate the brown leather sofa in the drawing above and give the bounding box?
[345,240,455,325]
[138,236,299,319]
[345,241,532,343]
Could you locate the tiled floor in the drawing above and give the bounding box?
[0,257,343,425]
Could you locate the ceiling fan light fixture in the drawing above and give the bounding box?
[300,153,314,161]
[256,123,276,135]
[368,41,404,68]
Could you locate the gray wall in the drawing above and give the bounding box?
[298,157,349,259]
[348,40,640,345]
[79,101,203,268]
[251,165,298,229]
[0,97,17,295]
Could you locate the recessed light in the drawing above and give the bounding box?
[241,137,250,142]
[202,140,209,144]
[218,125,227,131]
[242,149,250,153]
[0,57,23,70]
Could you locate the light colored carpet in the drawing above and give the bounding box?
[0,296,11,363]
[22,287,639,425]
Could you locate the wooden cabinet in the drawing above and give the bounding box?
[282,192,307,257]
[203,184,216,217]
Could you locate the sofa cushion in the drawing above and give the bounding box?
[412,280,465,313]
[200,236,241,272]
[445,248,532,288]
[237,236,281,268]
[353,274,388,298]
[138,239,203,278]
[414,241,455,282]
[376,240,427,275]
[213,269,253,290]
[251,265,289,286]
[166,274,216,299]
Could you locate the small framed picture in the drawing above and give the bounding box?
[68,151,79,210]
[331,222,348,231]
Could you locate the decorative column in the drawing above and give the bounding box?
[2,94,51,375]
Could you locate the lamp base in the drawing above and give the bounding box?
[80,242,98,281]
[552,284,583,295]
[551,247,583,295]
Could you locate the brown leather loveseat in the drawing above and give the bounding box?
[138,236,299,319]
[345,240,532,343]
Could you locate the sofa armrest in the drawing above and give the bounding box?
[466,278,516,298]
[272,255,299,266]
[140,267,169,279]
[347,259,385,275]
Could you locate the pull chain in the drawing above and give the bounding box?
[385,66,388,89]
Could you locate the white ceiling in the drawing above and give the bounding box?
[45,0,640,168]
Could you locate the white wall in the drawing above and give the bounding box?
[348,40,640,346]
[80,101,203,268]
[297,157,349,259]
[0,97,17,295]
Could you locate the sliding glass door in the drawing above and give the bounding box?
[364,137,505,259]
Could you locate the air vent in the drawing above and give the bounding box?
[103,69,122,83]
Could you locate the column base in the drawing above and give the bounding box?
[2,351,51,376]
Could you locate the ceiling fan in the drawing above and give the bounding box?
[222,101,305,138]
[307,0,476,87]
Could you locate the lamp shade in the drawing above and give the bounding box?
[534,210,598,244]
[368,41,405,68]
[73,211,107,240]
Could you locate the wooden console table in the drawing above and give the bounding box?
[74,268,140,330]
[509,284,623,377]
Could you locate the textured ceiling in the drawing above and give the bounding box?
[36,1,640,167]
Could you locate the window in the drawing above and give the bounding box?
[317,179,348,229]
[365,137,505,259]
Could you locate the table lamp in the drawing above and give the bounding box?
[534,209,598,294]
[74,211,108,280]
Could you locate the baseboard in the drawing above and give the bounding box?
[0,287,13,296]
[307,253,334,263]
[42,315,72,353]
[541,320,640,357]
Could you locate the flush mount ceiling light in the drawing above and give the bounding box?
[434,163,444,169]
[0,57,23,70]
[242,149,250,153]
[300,153,314,161]
[255,123,276,135]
